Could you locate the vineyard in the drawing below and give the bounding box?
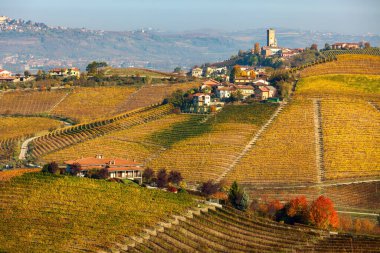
[299,55,380,77]
[115,82,199,113]
[0,90,69,115]
[31,104,174,160]
[0,173,194,252]
[0,117,62,163]
[146,104,278,182]
[51,86,137,122]
[225,100,318,185]
[321,48,380,58]
[127,205,380,253]
[104,67,174,78]
[0,168,39,181]
[42,114,196,163]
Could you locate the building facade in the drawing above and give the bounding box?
[267,28,277,47]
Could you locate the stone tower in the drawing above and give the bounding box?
[267,28,277,47]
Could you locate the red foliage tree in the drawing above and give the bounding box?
[308,196,339,229]
[287,196,308,218]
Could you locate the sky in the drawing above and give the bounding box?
[1,0,379,34]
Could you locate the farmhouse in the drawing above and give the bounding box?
[191,67,203,77]
[65,154,143,183]
[234,85,254,98]
[193,93,211,106]
[255,86,270,100]
[216,85,236,99]
[331,43,360,49]
[49,67,80,78]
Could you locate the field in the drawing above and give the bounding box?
[297,74,380,181]
[300,55,380,77]
[51,86,138,122]
[31,104,174,159]
[0,168,40,181]
[0,116,62,140]
[0,173,194,252]
[42,113,195,163]
[225,100,318,185]
[104,67,173,78]
[0,90,69,115]
[127,206,380,252]
[147,104,278,182]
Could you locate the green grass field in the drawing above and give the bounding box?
[0,173,194,252]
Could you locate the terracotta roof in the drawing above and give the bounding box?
[235,85,253,90]
[258,86,269,92]
[202,79,220,86]
[217,86,236,91]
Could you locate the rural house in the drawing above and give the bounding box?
[65,154,143,183]
[216,86,236,99]
[191,67,203,77]
[255,86,270,100]
[193,93,211,106]
[234,85,254,99]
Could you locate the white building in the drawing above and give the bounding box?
[193,93,211,106]
[216,86,236,99]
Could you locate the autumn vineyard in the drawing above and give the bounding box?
[1,50,380,252]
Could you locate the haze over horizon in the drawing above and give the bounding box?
[1,0,380,35]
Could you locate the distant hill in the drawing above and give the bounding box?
[1,16,380,72]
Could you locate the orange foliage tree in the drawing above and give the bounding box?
[308,196,339,229]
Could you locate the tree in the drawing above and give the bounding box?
[142,168,155,184]
[97,167,109,179]
[276,196,309,224]
[42,162,60,174]
[173,67,182,73]
[199,180,220,197]
[156,169,168,188]
[228,181,249,211]
[324,43,331,50]
[168,170,183,185]
[24,70,31,77]
[254,42,260,55]
[86,61,108,74]
[364,42,371,49]
[229,65,242,83]
[308,196,339,229]
[70,162,82,176]
[310,44,318,51]
[238,50,245,57]
[168,89,185,108]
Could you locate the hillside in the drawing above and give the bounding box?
[300,55,380,77]
[0,173,194,252]
[127,206,380,253]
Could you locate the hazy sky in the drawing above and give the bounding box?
[1,0,379,34]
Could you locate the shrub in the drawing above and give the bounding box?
[199,180,220,197]
[42,162,60,174]
[228,181,249,211]
[156,169,168,188]
[167,186,178,193]
[69,162,82,176]
[168,170,183,185]
[142,167,155,184]
[97,168,109,179]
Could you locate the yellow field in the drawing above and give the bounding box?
[0,168,40,181]
[0,90,68,115]
[104,67,172,78]
[322,99,380,179]
[42,114,193,163]
[225,100,318,185]
[0,117,62,140]
[300,55,380,77]
[51,86,137,122]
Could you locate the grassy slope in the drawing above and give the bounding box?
[0,173,194,252]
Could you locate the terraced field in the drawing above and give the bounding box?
[42,114,196,163]
[31,104,174,160]
[0,173,194,252]
[104,67,173,78]
[300,55,380,77]
[127,206,380,253]
[0,117,63,163]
